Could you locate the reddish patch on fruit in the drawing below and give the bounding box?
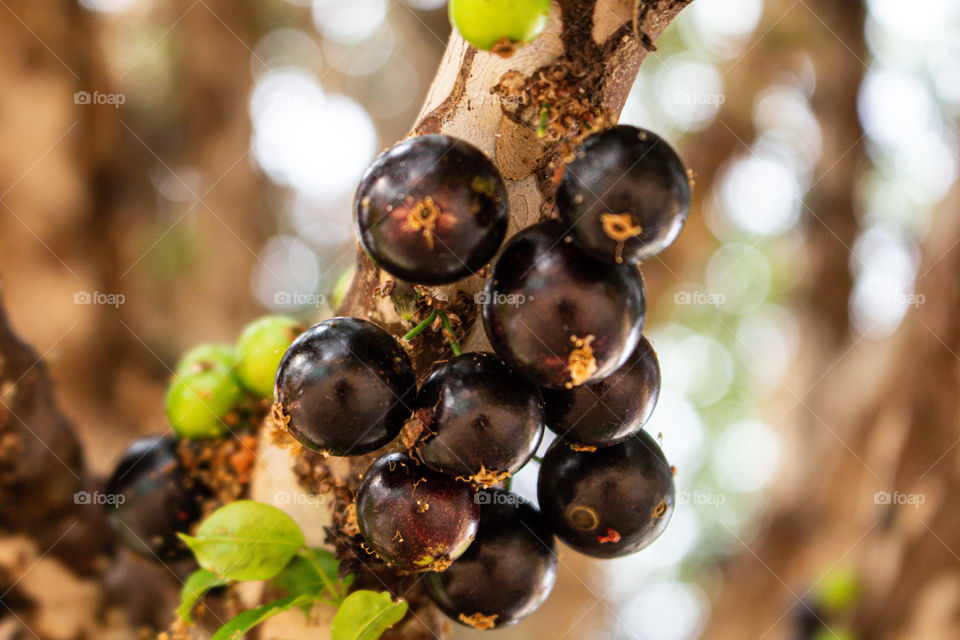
[597,528,621,544]
[356,452,480,571]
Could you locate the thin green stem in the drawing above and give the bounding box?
[531,455,543,464]
[299,547,344,603]
[437,311,462,356]
[402,310,438,342]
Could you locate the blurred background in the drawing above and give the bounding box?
[1,0,959,638]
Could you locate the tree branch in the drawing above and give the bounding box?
[250,1,693,637]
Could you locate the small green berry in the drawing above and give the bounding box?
[166,369,242,439]
[235,315,303,397]
[330,265,356,311]
[816,566,861,614]
[812,627,856,640]
[175,343,237,376]
[449,0,551,53]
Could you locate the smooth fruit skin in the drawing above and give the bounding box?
[557,126,691,264]
[105,436,200,561]
[414,352,544,485]
[449,0,551,52]
[537,430,675,558]
[175,343,237,376]
[165,367,242,439]
[425,490,557,629]
[356,452,480,572]
[274,317,416,456]
[355,134,508,285]
[482,219,646,389]
[541,335,660,447]
[236,315,302,397]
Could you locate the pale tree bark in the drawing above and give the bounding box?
[248,1,694,638]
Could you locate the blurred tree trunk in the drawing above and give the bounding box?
[702,1,960,639]
[0,0,273,637]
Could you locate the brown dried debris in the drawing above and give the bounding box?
[566,335,597,388]
[492,65,612,145]
[459,465,512,489]
[458,612,498,630]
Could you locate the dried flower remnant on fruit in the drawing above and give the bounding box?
[429,556,454,572]
[597,528,621,544]
[601,213,643,264]
[267,403,302,453]
[567,335,597,387]
[567,442,597,452]
[459,612,498,630]
[407,197,442,250]
[462,465,512,488]
[567,504,599,531]
[653,500,668,519]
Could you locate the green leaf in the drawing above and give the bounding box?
[179,500,305,581]
[210,594,314,640]
[177,569,228,623]
[272,549,352,609]
[330,590,408,640]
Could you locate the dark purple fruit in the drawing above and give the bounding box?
[274,317,416,457]
[557,125,691,264]
[356,452,480,571]
[541,336,660,446]
[413,352,544,486]
[355,134,508,285]
[537,430,674,558]
[105,436,200,561]
[424,489,557,630]
[481,219,646,389]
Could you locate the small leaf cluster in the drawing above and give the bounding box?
[177,500,407,640]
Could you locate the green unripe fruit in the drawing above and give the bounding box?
[175,343,237,376]
[816,566,861,614]
[235,315,303,397]
[449,0,551,53]
[166,369,242,439]
[330,266,355,311]
[812,627,856,640]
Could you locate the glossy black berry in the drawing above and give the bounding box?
[413,352,544,486]
[356,452,480,572]
[541,335,660,447]
[274,317,416,457]
[557,125,691,264]
[105,436,200,561]
[355,134,508,285]
[482,219,646,389]
[425,490,557,630]
[537,430,674,558]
